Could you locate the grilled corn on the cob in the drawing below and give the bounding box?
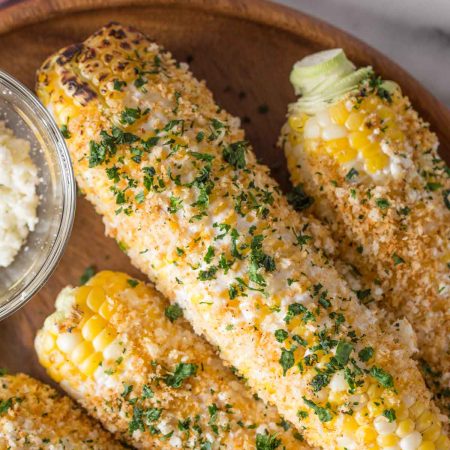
[0,371,122,449]
[36,24,448,449]
[35,271,305,449]
[281,49,450,412]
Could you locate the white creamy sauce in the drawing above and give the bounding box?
[0,122,39,267]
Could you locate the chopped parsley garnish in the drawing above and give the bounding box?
[113,79,126,91]
[345,167,359,181]
[256,431,281,450]
[196,131,205,143]
[142,385,154,399]
[80,265,96,285]
[279,348,295,376]
[426,182,443,192]
[284,303,307,323]
[392,253,405,265]
[358,346,374,362]
[287,185,314,211]
[127,278,139,287]
[274,329,288,343]
[383,408,396,422]
[106,166,120,183]
[168,196,183,213]
[302,397,333,422]
[198,266,218,281]
[120,107,145,126]
[443,189,450,210]
[164,363,198,388]
[165,303,183,322]
[204,246,215,264]
[375,198,390,210]
[0,398,12,415]
[248,234,276,286]
[370,366,394,388]
[335,341,353,366]
[222,141,248,169]
[60,124,71,139]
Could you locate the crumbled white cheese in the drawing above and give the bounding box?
[0,122,39,267]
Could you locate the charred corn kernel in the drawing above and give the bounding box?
[419,442,436,450]
[356,425,378,443]
[35,271,301,449]
[397,420,416,438]
[329,101,350,125]
[38,30,447,450]
[283,50,449,415]
[377,433,400,447]
[0,373,122,449]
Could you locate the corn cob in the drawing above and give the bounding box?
[281,49,450,414]
[36,23,449,449]
[35,270,305,449]
[0,371,123,449]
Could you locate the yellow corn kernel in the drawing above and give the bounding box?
[86,286,106,312]
[377,106,395,123]
[342,415,359,434]
[335,147,358,163]
[419,442,436,450]
[367,400,384,416]
[288,114,307,132]
[355,407,370,425]
[349,130,371,149]
[356,425,377,443]
[416,411,434,432]
[324,137,349,153]
[396,404,409,421]
[79,351,103,376]
[288,132,303,147]
[40,331,56,352]
[329,102,350,125]
[360,96,382,112]
[82,315,107,341]
[98,298,117,320]
[48,366,63,383]
[345,111,366,131]
[384,126,405,142]
[435,435,450,450]
[75,285,92,306]
[58,361,76,379]
[361,143,381,158]
[367,384,383,399]
[93,326,117,352]
[396,419,415,438]
[409,401,427,419]
[377,433,399,447]
[71,341,95,365]
[423,424,441,442]
[366,152,389,173]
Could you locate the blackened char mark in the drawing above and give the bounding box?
[56,43,84,66]
[61,70,97,106]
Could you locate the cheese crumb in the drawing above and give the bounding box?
[0,121,39,267]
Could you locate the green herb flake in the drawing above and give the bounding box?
[279,348,295,376]
[113,80,126,91]
[168,196,183,214]
[370,366,394,388]
[256,431,281,450]
[345,168,359,181]
[164,363,198,388]
[302,397,333,423]
[274,329,288,343]
[383,408,396,422]
[165,303,183,323]
[358,346,374,362]
[60,124,71,139]
[287,185,314,211]
[222,141,248,169]
[392,253,405,265]
[335,341,353,366]
[375,198,390,210]
[80,265,96,285]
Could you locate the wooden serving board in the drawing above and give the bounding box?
[0,0,449,384]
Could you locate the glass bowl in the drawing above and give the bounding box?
[0,69,76,320]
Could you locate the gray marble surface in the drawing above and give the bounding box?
[275,0,450,107]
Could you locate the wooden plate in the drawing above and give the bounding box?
[0,0,449,383]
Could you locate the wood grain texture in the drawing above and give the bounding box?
[0,0,448,383]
